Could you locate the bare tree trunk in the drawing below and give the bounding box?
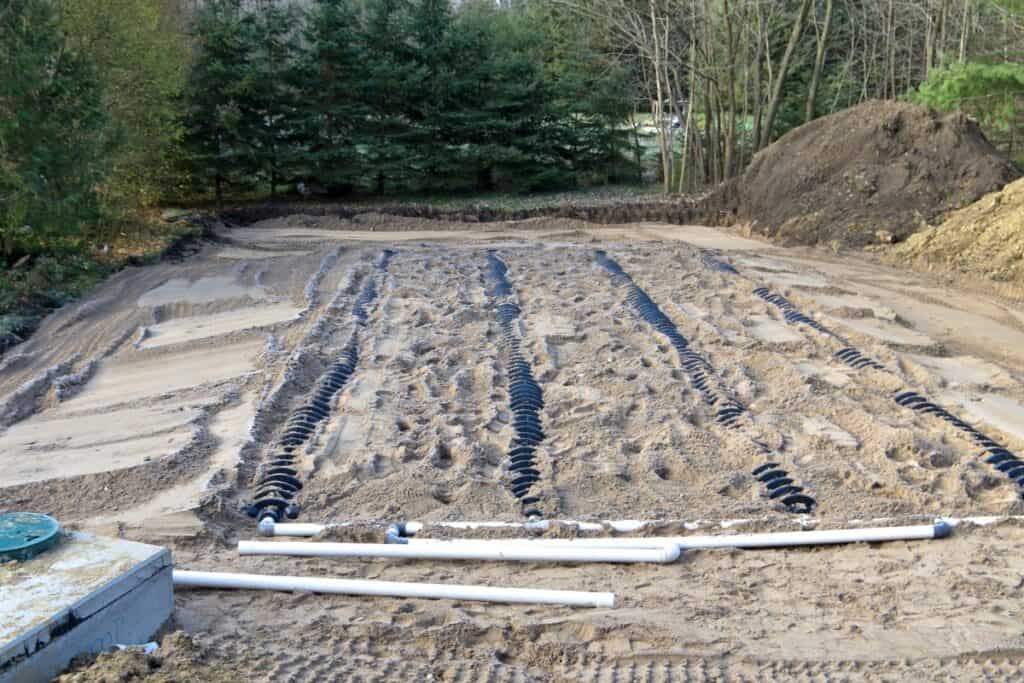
[805,0,833,123]
[752,0,765,151]
[722,0,737,178]
[649,0,671,193]
[887,0,897,98]
[678,43,697,193]
[958,0,969,63]
[761,0,813,149]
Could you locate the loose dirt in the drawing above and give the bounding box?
[732,100,1019,247]
[3,213,1024,681]
[893,177,1024,289]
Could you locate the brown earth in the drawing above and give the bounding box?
[892,176,1024,290]
[56,632,235,683]
[4,215,1024,680]
[732,100,1019,247]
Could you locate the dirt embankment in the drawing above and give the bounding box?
[215,198,735,229]
[730,100,1019,247]
[893,177,1024,287]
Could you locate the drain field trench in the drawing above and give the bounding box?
[4,217,1024,680]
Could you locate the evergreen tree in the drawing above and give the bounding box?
[244,1,302,196]
[454,7,566,191]
[0,0,108,261]
[529,5,635,185]
[361,0,420,193]
[406,0,460,185]
[297,0,371,191]
[180,0,254,206]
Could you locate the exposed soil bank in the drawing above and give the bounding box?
[893,177,1024,289]
[730,100,1019,247]
[215,198,735,229]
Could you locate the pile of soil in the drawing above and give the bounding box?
[57,632,235,682]
[893,177,1024,286]
[732,100,1019,247]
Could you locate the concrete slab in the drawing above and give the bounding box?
[0,533,172,683]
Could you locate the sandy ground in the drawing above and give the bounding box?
[5,213,1024,680]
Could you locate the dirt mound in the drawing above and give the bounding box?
[56,632,236,682]
[893,177,1024,287]
[734,100,1019,247]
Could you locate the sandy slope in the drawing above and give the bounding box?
[5,213,1024,681]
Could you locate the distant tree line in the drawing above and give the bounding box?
[3,0,1023,265]
[181,0,636,205]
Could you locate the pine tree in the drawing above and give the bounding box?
[406,0,459,186]
[296,0,371,191]
[453,6,566,191]
[0,0,108,261]
[361,0,419,193]
[180,0,253,207]
[530,5,634,185]
[244,0,302,196]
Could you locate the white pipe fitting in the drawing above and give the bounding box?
[173,570,614,607]
[237,540,681,564]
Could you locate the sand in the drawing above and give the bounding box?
[3,213,1024,680]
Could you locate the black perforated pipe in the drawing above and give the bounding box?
[596,250,816,514]
[248,250,396,522]
[485,252,546,518]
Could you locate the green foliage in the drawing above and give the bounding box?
[243,0,302,195]
[0,0,108,263]
[179,0,256,205]
[179,0,634,197]
[912,63,1024,152]
[58,0,189,208]
[295,0,371,189]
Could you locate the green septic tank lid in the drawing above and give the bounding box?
[0,512,62,562]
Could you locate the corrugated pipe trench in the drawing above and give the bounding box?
[484,252,546,519]
[595,250,817,514]
[743,274,1024,495]
[247,250,396,522]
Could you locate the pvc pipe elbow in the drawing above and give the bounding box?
[258,517,276,537]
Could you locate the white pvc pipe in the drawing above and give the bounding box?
[263,518,965,543]
[676,522,950,549]
[173,570,614,608]
[265,522,328,537]
[237,540,680,563]
[408,522,950,550]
